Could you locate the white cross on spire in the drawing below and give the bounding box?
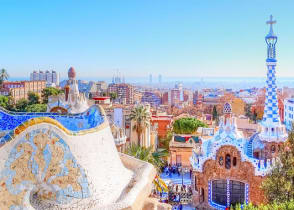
[266,15,276,26]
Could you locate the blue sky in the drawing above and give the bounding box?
[1,0,294,79]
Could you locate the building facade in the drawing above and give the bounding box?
[284,98,294,130]
[190,16,288,209]
[30,70,60,86]
[1,80,46,102]
[141,91,161,107]
[108,83,134,104]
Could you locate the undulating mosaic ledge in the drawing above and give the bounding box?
[0,105,107,146]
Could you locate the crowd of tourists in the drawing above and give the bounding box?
[168,183,193,204]
[164,164,193,178]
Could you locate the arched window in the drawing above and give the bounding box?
[233,157,237,166]
[194,175,197,191]
[200,188,205,203]
[225,154,231,169]
[271,145,276,153]
[219,156,224,166]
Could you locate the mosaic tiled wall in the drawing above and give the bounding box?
[0,105,104,145]
[0,128,90,210]
[0,105,103,132]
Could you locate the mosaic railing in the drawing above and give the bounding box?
[0,105,105,145]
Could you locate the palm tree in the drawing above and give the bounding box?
[125,144,169,171]
[129,105,151,146]
[0,68,9,89]
[125,144,169,193]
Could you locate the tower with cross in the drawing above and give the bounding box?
[265,15,277,62]
[259,15,287,144]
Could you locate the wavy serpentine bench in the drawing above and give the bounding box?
[0,105,156,210]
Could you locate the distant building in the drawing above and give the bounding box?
[193,91,198,105]
[151,113,173,138]
[141,91,161,107]
[112,70,124,84]
[162,92,170,105]
[92,96,111,105]
[1,80,46,102]
[284,98,294,130]
[108,83,134,104]
[171,88,180,105]
[30,70,60,86]
[158,74,162,84]
[149,74,152,84]
[176,83,184,101]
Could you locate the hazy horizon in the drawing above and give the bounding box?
[8,76,294,90]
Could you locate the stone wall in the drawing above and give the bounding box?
[193,145,265,207]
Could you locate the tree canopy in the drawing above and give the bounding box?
[173,117,207,134]
[109,92,117,100]
[25,104,47,112]
[28,92,40,105]
[0,68,9,87]
[0,95,9,109]
[41,87,63,104]
[234,200,294,210]
[125,144,168,172]
[15,99,29,112]
[130,105,151,146]
[261,126,294,204]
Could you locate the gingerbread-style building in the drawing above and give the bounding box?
[190,16,288,209]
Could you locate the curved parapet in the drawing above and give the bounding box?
[0,105,157,209]
[0,105,105,145]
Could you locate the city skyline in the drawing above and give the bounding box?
[1,1,294,79]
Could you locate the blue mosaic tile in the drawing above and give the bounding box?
[0,106,104,144]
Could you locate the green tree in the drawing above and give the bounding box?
[0,68,9,88]
[234,200,294,210]
[159,130,173,150]
[28,92,40,105]
[173,117,207,134]
[15,99,29,112]
[109,92,117,100]
[252,110,258,123]
[7,96,16,111]
[212,105,218,120]
[125,144,168,172]
[0,95,9,109]
[25,104,47,112]
[130,105,151,146]
[212,105,219,125]
[125,144,169,193]
[41,87,63,104]
[245,103,252,119]
[262,126,294,203]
